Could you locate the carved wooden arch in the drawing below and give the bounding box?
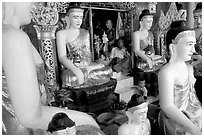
[156,2,187,57]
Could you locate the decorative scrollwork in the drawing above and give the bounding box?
[158,2,187,31]
[55,2,69,13]
[31,2,58,25]
[42,39,56,85]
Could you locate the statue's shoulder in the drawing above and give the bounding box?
[159,63,175,77]
[133,31,142,39]
[80,28,89,34]
[56,29,67,36]
[133,30,140,35]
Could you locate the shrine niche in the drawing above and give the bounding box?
[55,2,132,61]
[156,2,187,58]
[28,2,158,89]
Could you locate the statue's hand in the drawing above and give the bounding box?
[146,58,153,69]
[75,68,85,85]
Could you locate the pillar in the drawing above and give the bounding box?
[32,3,59,91]
[34,25,58,89]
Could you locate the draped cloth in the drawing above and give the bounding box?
[61,29,113,88]
[116,12,124,39]
[66,29,91,67]
[158,68,202,135]
[135,31,166,72]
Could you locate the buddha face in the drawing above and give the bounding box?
[176,35,196,61]
[141,15,153,30]
[69,10,84,29]
[132,106,148,123]
[128,102,148,124]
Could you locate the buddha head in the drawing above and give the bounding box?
[66,2,84,29]
[127,102,148,124]
[126,94,148,124]
[139,9,153,30]
[166,23,196,63]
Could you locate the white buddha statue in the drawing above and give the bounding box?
[118,101,151,135]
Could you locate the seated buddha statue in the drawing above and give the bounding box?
[133,9,166,72]
[56,3,113,88]
[158,23,202,135]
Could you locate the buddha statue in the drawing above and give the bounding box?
[118,95,151,135]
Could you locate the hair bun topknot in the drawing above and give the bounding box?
[139,9,153,21]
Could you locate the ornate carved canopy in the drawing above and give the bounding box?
[158,2,187,31]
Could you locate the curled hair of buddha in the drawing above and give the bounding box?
[166,20,190,48]
[67,2,84,15]
[127,94,146,109]
[139,9,153,21]
[47,112,75,133]
[193,2,202,13]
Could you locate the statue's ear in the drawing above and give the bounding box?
[65,16,70,29]
[139,21,143,28]
[126,111,133,123]
[169,43,177,63]
[169,44,174,54]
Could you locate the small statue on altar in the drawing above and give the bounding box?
[100,32,109,58]
[93,34,101,59]
[118,94,151,135]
